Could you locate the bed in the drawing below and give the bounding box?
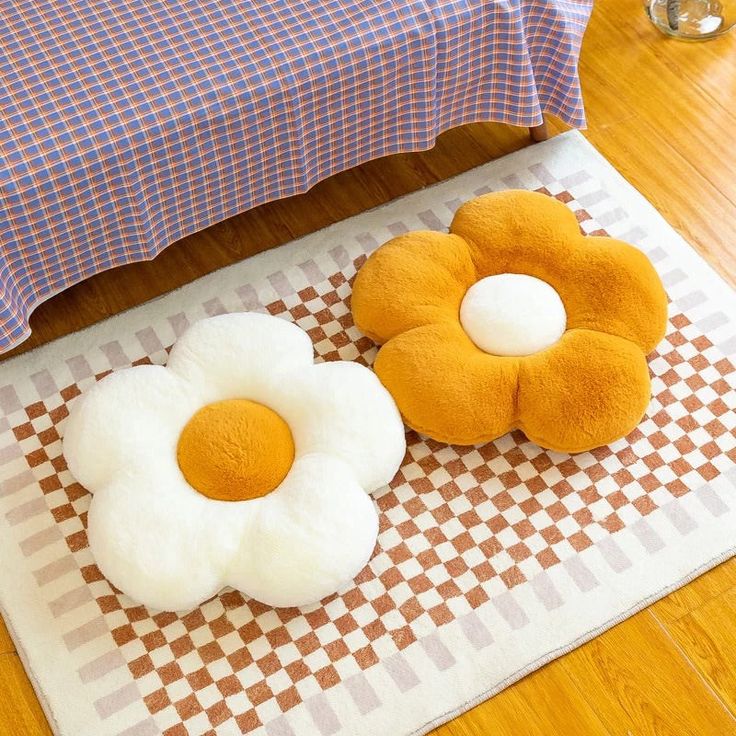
[0,0,593,353]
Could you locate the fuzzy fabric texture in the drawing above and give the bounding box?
[460,273,567,356]
[62,313,406,611]
[176,398,295,501]
[352,189,667,452]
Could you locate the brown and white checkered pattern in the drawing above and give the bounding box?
[1,139,734,736]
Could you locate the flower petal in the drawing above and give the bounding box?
[63,364,202,493]
[450,192,667,353]
[517,329,651,454]
[88,468,250,612]
[266,361,406,492]
[167,313,314,402]
[351,231,476,344]
[450,190,581,278]
[562,237,668,354]
[374,322,518,445]
[227,454,378,608]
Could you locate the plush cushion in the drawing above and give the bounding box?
[63,313,406,611]
[351,190,667,453]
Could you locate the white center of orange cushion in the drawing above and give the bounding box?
[459,273,567,356]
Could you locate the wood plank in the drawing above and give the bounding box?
[653,558,736,624]
[662,585,736,715]
[433,658,611,736]
[604,1,736,115]
[579,2,736,206]
[0,616,15,656]
[560,611,736,736]
[0,654,53,736]
[576,114,736,285]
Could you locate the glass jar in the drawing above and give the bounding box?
[645,0,735,39]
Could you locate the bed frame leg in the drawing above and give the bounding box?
[529,121,549,142]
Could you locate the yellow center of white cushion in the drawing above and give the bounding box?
[177,399,294,502]
[459,273,567,356]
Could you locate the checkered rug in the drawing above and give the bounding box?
[1,132,734,736]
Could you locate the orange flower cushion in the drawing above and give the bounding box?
[351,190,668,454]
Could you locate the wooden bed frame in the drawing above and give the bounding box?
[530,120,549,142]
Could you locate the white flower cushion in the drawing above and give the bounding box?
[63,313,406,612]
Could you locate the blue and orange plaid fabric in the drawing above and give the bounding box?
[0,0,592,352]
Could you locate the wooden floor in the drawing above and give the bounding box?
[2,0,735,733]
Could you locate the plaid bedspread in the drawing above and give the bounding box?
[0,0,592,353]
